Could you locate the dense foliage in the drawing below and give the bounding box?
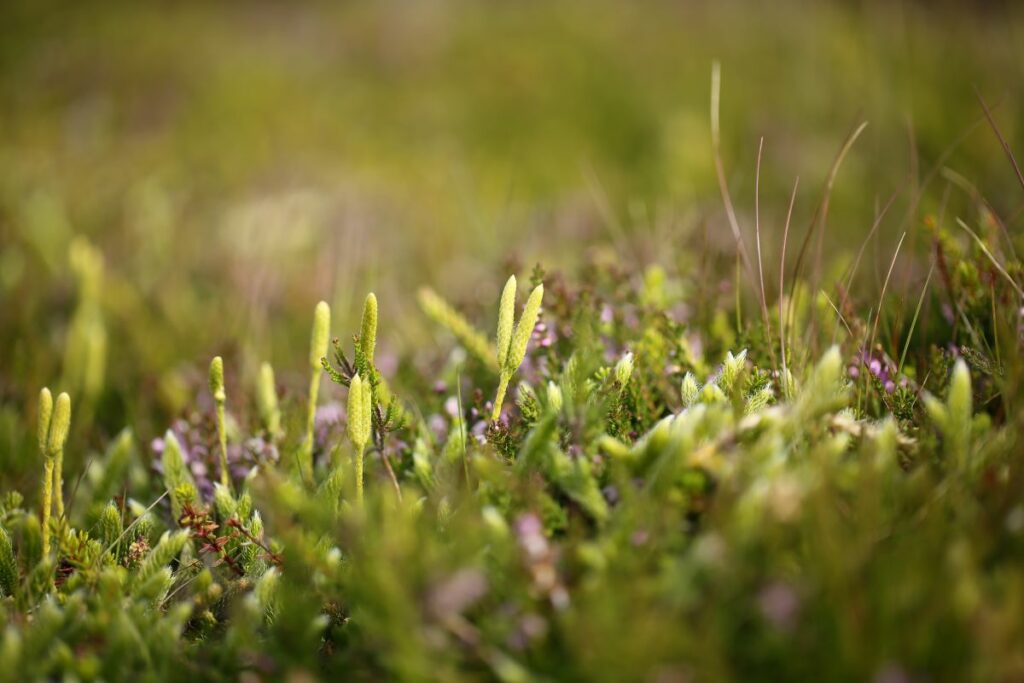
[3,224,1024,680]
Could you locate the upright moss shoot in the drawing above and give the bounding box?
[209,356,229,488]
[491,276,544,422]
[257,362,281,439]
[347,373,372,505]
[305,301,331,483]
[37,387,54,551]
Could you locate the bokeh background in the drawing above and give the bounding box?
[1,0,1022,460]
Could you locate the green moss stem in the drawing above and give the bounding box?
[216,402,229,488]
[41,458,54,553]
[354,443,364,507]
[492,374,510,423]
[304,369,320,484]
[53,453,64,519]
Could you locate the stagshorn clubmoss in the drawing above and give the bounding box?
[2,238,1024,682]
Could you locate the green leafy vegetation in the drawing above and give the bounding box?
[1,1,1024,681]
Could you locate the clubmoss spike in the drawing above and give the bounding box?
[347,373,372,505]
[38,388,54,552]
[496,275,516,370]
[492,279,544,422]
[209,357,229,488]
[48,392,71,521]
[418,287,498,370]
[37,388,53,455]
[310,301,331,371]
[257,362,282,439]
[305,301,331,483]
[505,283,543,376]
[359,293,378,374]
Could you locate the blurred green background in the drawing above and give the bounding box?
[1,0,1022,448]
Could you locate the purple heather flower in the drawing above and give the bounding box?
[427,568,488,619]
[470,419,489,443]
[515,514,547,559]
[152,414,278,499]
[313,400,346,464]
[444,396,459,417]
[602,485,620,505]
[427,413,447,440]
[860,351,903,391]
[375,350,398,377]
[757,581,801,633]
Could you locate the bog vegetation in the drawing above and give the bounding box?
[1,2,1023,681]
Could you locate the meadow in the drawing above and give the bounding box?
[1,1,1023,680]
